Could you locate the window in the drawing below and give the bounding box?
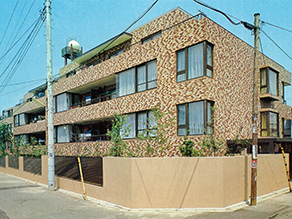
[137,60,157,92]
[282,82,286,104]
[283,119,291,138]
[121,111,157,139]
[4,109,13,118]
[116,60,157,97]
[14,114,27,127]
[54,125,73,143]
[177,41,213,82]
[54,93,81,112]
[260,67,279,96]
[177,100,214,135]
[142,31,161,44]
[261,112,278,137]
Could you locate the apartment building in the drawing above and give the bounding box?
[1,7,291,157]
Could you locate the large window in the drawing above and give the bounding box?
[283,119,291,138]
[177,100,213,136]
[177,41,213,82]
[14,114,27,127]
[54,125,73,143]
[260,67,279,96]
[121,111,157,139]
[117,60,157,97]
[261,112,278,137]
[54,93,81,113]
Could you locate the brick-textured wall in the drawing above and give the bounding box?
[53,8,291,156]
[9,8,291,157]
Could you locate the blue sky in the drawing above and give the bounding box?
[0,0,292,111]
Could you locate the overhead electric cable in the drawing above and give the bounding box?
[0,78,46,88]
[10,0,37,48]
[261,29,292,61]
[262,21,292,34]
[192,0,241,25]
[82,0,159,64]
[0,0,20,48]
[0,17,43,79]
[192,0,255,30]
[4,0,29,52]
[0,17,40,62]
[0,12,45,95]
[0,81,42,96]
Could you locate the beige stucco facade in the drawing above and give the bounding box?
[0,154,289,209]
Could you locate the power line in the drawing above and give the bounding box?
[0,17,43,79]
[10,0,37,49]
[0,0,20,49]
[80,0,159,65]
[262,21,292,34]
[0,78,46,88]
[261,29,292,62]
[0,17,40,62]
[0,11,45,95]
[0,81,42,96]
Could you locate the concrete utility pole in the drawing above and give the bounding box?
[250,13,260,206]
[46,0,55,191]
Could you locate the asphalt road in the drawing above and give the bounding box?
[0,172,292,219]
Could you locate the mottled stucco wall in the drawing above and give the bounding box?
[8,8,291,156]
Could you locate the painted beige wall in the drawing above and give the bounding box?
[0,154,288,209]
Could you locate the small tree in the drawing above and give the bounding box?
[136,106,175,157]
[198,106,225,156]
[179,136,205,157]
[100,112,131,157]
[0,123,12,157]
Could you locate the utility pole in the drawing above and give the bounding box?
[250,13,260,206]
[46,0,55,191]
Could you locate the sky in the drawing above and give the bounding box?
[0,0,292,112]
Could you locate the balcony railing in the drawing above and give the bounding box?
[70,91,116,109]
[71,134,110,142]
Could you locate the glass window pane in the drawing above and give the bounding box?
[261,113,267,129]
[178,105,186,125]
[261,130,268,137]
[177,73,186,82]
[147,60,157,83]
[178,128,187,136]
[148,81,157,89]
[207,44,212,66]
[261,69,266,86]
[188,101,204,135]
[137,65,146,85]
[206,102,212,134]
[118,68,135,97]
[177,51,185,72]
[206,68,212,77]
[269,112,278,137]
[57,93,69,112]
[269,69,278,96]
[122,113,136,139]
[138,84,146,92]
[138,112,147,130]
[188,43,203,79]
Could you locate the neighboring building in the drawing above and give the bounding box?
[1,7,292,157]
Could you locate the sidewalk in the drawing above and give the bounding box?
[0,172,292,219]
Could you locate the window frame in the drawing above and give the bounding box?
[122,110,157,139]
[177,100,214,136]
[136,60,157,93]
[141,31,162,44]
[260,67,279,96]
[176,41,214,82]
[260,111,279,137]
[116,59,157,97]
